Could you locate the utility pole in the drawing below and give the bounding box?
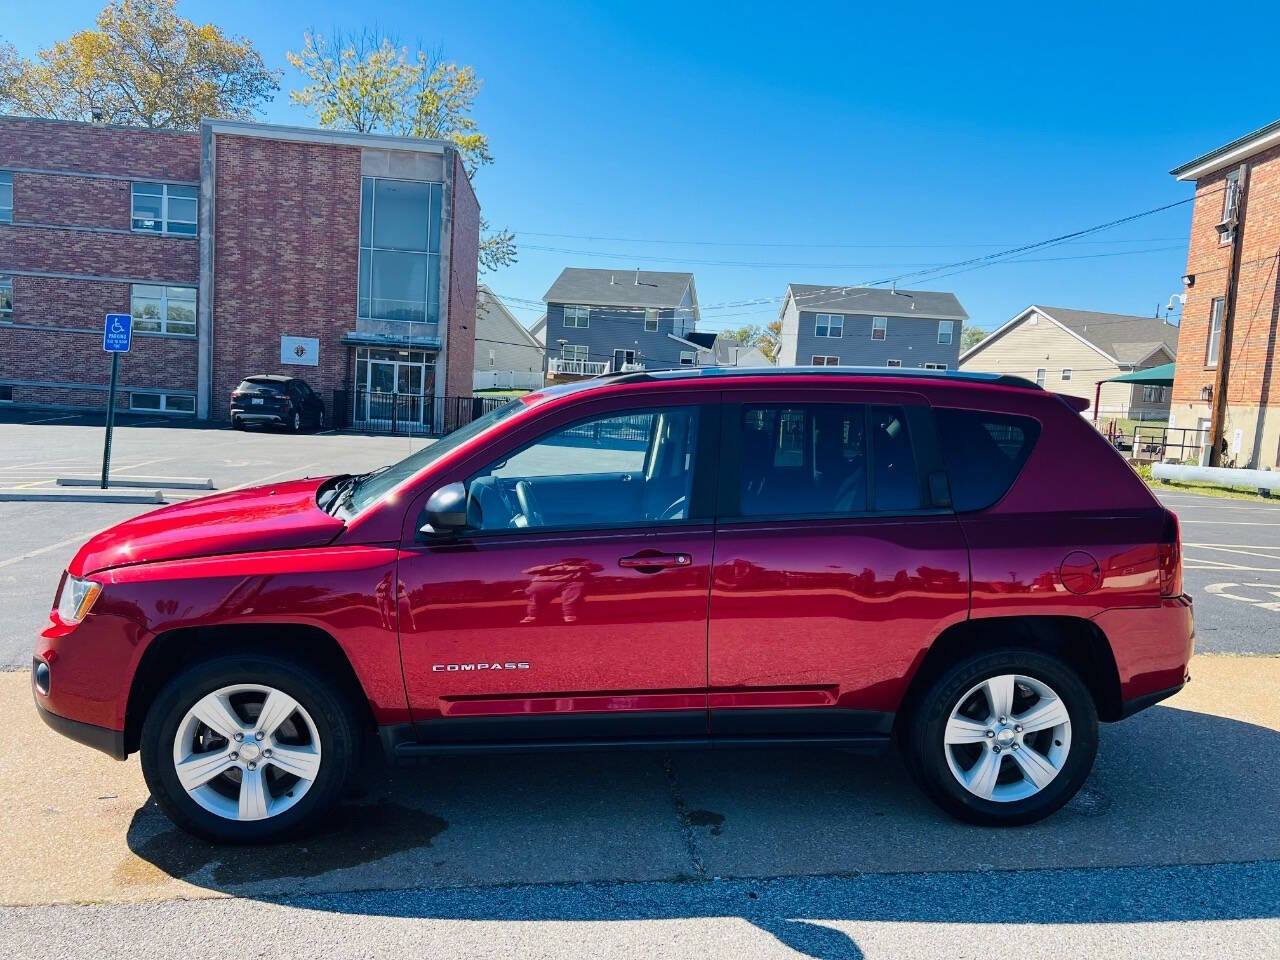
[1208,163,1248,467]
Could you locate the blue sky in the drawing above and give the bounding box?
[8,1,1280,333]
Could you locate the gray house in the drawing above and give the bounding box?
[542,268,702,378]
[778,284,968,369]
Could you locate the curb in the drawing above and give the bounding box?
[0,488,165,504]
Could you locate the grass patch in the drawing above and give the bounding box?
[1135,463,1279,503]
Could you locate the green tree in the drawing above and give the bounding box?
[288,29,515,272]
[0,0,277,128]
[960,325,989,351]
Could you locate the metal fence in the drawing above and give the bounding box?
[1102,423,1210,464]
[333,390,510,436]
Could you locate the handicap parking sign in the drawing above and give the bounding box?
[103,314,133,352]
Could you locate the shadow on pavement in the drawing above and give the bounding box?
[124,704,1280,960]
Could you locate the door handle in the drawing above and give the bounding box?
[618,552,692,571]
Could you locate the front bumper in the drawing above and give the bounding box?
[33,687,126,759]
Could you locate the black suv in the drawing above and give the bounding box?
[230,375,325,432]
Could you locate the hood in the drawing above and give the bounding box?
[69,477,346,576]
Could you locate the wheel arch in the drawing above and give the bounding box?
[899,615,1123,727]
[124,622,374,755]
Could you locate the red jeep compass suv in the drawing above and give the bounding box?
[33,368,1193,842]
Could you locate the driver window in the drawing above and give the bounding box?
[467,407,699,531]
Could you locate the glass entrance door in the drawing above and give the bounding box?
[355,347,436,432]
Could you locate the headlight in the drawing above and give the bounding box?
[56,573,102,625]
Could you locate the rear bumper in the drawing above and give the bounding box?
[34,691,126,760]
[1094,593,1194,719]
[231,411,286,424]
[1119,680,1186,719]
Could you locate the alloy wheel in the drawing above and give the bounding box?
[943,673,1071,803]
[171,683,322,822]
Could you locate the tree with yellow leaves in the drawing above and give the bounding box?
[0,0,277,129]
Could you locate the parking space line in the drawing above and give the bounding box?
[0,528,113,570]
[220,463,319,493]
[22,414,79,424]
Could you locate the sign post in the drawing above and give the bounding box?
[101,314,133,489]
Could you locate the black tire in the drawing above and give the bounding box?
[231,417,245,431]
[139,654,357,844]
[315,408,325,432]
[899,648,1098,827]
[289,409,302,433]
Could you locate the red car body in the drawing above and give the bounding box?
[34,369,1193,764]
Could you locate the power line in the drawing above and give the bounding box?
[514,230,1189,250]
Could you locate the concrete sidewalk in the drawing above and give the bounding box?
[2,653,1278,909]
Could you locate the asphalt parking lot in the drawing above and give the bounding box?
[2,413,1279,958]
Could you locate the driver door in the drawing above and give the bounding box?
[396,396,719,744]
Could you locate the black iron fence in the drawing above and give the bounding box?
[1101,422,1209,464]
[333,390,509,436]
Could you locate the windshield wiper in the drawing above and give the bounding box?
[331,465,392,516]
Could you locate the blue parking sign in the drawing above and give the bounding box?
[103,314,132,352]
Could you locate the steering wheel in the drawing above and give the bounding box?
[658,496,688,521]
[514,480,544,527]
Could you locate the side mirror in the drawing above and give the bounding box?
[420,482,468,536]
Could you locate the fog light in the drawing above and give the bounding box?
[33,659,51,696]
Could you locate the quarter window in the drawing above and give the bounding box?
[0,275,11,319]
[815,313,844,338]
[131,284,196,336]
[871,316,887,340]
[1206,297,1225,367]
[358,177,444,325]
[0,172,11,223]
[935,408,1040,512]
[131,182,197,235]
[644,308,659,332]
[563,305,590,328]
[466,406,700,531]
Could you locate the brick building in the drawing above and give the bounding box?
[0,115,479,427]
[1169,118,1280,467]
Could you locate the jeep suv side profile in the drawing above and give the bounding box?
[33,368,1192,842]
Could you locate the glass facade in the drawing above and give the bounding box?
[358,178,444,325]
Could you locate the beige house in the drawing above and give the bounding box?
[959,306,1179,421]
[473,286,545,391]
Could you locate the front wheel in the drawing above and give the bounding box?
[900,649,1098,826]
[140,655,356,843]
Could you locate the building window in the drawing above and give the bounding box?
[488,349,495,367]
[937,320,954,345]
[871,316,887,341]
[679,351,697,366]
[563,305,590,328]
[1220,169,1241,245]
[1035,368,1046,386]
[129,392,195,413]
[0,275,11,320]
[131,182,197,235]
[358,176,444,325]
[644,308,659,332]
[923,362,948,371]
[1206,297,1225,367]
[811,355,840,366]
[0,172,11,223]
[815,313,844,338]
[131,284,196,336]
[1061,367,1073,381]
[1143,385,1170,404]
[886,359,901,367]
[562,344,589,363]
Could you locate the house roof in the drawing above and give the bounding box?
[683,331,718,349]
[782,284,968,320]
[961,305,1179,366]
[477,286,543,350]
[713,339,769,366]
[1171,117,1280,181]
[543,268,696,310]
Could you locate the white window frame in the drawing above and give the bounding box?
[679,350,697,366]
[923,362,948,371]
[644,308,659,333]
[937,320,954,345]
[1035,368,1046,387]
[488,349,495,367]
[814,313,844,338]
[131,181,197,236]
[871,316,887,341]
[886,359,901,367]
[1206,297,1224,368]
[562,344,589,362]
[563,305,590,328]
[0,171,11,224]
[130,284,196,336]
[811,355,840,366]
[1061,367,1073,381]
[128,391,195,414]
[1221,169,1241,245]
[0,274,11,320]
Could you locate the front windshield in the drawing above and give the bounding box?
[349,399,526,512]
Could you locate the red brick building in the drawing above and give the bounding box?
[1170,119,1280,468]
[0,116,480,427]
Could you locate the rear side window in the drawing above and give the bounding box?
[935,408,1040,512]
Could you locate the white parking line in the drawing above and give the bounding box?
[23,414,79,425]
[0,528,113,570]
[220,463,319,493]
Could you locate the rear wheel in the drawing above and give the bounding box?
[140,655,356,843]
[289,410,302,433]
[231,416,245,431]
[900,649,1097,826]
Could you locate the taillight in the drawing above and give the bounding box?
[1158,509,1182,597]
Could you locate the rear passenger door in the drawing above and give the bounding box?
[708,389,970,740]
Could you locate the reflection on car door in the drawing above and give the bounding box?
[708,390,970,741]
[396,398,720,743]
